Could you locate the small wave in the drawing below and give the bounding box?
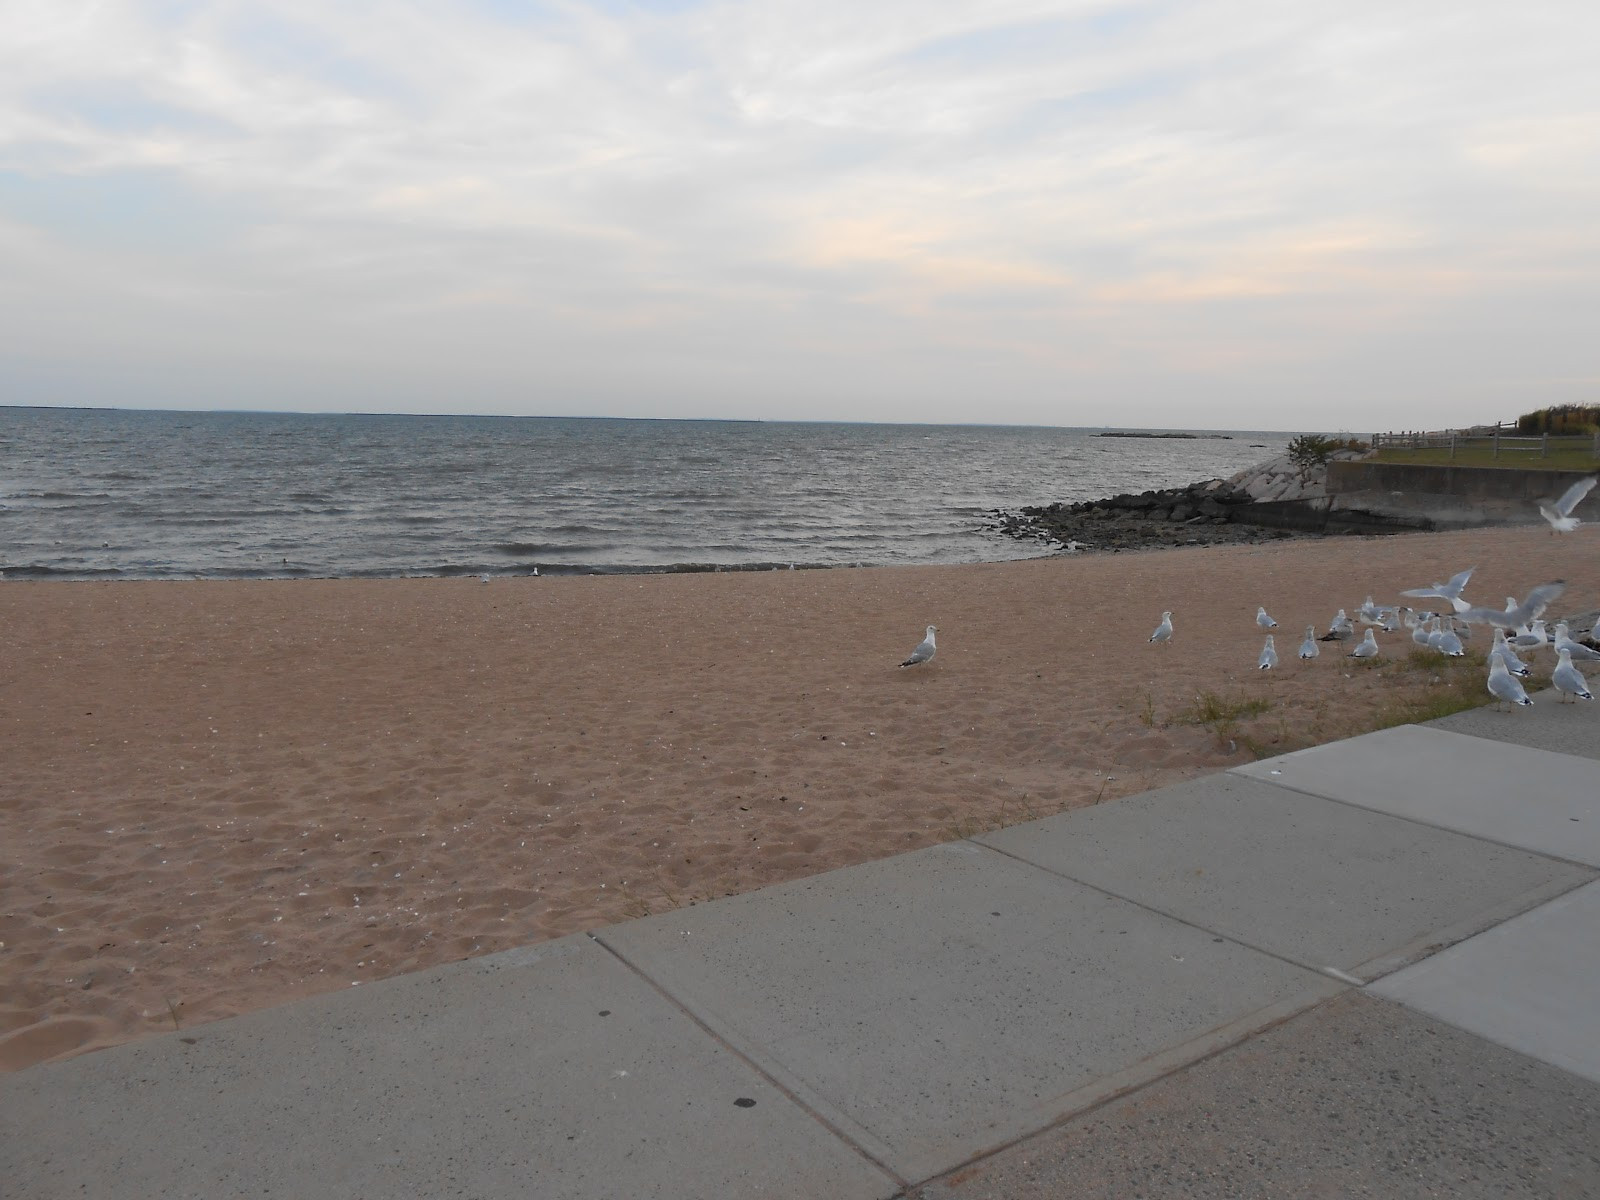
[1,564,127,579]
[494,541,611,556]
[14,490,113,501]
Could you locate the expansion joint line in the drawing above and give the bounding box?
[585,931,910,1192]
[966,836,1355,986]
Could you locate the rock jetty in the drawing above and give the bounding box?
[988,449,1368,553]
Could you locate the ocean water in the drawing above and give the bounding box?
[0,408,1288,580]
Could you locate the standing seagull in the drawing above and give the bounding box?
[1553,623,1600,662]
[1149,611,1174,645]
[1487,655,1534,709]
[1537,475,1597,534]
[1258,635,1278,671]
[1553,648,1594,702]
[1319,610,1354,642]
[1512,620,1549,651]
[900,625,938,667]
[1349,629,1380,659]
[1298,625,1320,660]
[1256,606,1278,629]
[1491,630,1533,677]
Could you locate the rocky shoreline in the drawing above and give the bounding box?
[988,449,1386,554]
[987,479,1304,553]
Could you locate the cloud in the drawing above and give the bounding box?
[1,0,1597,426]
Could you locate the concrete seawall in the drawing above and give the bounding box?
[1325,461,1599,530]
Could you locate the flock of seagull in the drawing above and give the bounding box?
[902,475,1598,713]
[1144,474,1599,711]
[1148,567,1597,710]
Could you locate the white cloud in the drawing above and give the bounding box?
[1,0,1597,426]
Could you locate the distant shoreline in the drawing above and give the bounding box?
[1094,431,1234,440]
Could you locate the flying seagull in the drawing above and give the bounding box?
[900,625,938,667]
[1455,581,1565,629]
[1401,567,1475,613]
[1537,475,1597,534]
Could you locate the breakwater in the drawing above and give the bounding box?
[990,449,1424,552]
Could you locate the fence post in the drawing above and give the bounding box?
[1542,431,1549,458]
[1493,428,1499,458]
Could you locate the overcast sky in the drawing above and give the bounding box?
[2,1,1596,430]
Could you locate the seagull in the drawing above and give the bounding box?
[1258,635,1277,670]
[1511,620,1549,650]
[1455,581,1565,629]
[1401,566,1475,613]
[1422,615,1464,655]
[1490,630,1532,677]
[1298,625,1320,660]
[1537,475,1597,534]
[1411,617,1435,647]
[1349,628,1380,659]
[1318,610,1354,642]
[1256,606,1278,629]
[900,625,938,667]
[1357,597,1398,627]
[1552,623,1600,662]
[1149,611,1174,645]
[1487,654,1534,709]
[1553,648,1595,702]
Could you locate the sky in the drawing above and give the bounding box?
[1,1,1597,431]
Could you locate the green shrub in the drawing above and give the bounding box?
[1516,405,1600,435]
[1286,434,1366,469]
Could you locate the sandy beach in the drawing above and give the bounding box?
[3,526,1597,1072]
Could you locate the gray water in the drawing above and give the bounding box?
[0,408,1287,580]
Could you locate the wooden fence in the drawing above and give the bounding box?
[1370,423,1600,459]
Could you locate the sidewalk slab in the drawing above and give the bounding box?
[1231,725,1600,866]
[977,773,1592,980]
[915,991,1600,1200]
[1427,689,1600,760]
[1369,880,1600,1084]
[599,841,1343,1184]
[0,935,897,1200]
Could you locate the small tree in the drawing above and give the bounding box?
[1287,434,1338,469]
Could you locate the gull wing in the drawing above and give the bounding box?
[1457,580,1565,628]
[1554,475,1598,518]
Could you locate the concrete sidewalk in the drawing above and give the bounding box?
[5,706,1599,1199]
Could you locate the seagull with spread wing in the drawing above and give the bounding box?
[1537,475,1597,534]
[1400,566,1475,613]
[1454,581,1566,630]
